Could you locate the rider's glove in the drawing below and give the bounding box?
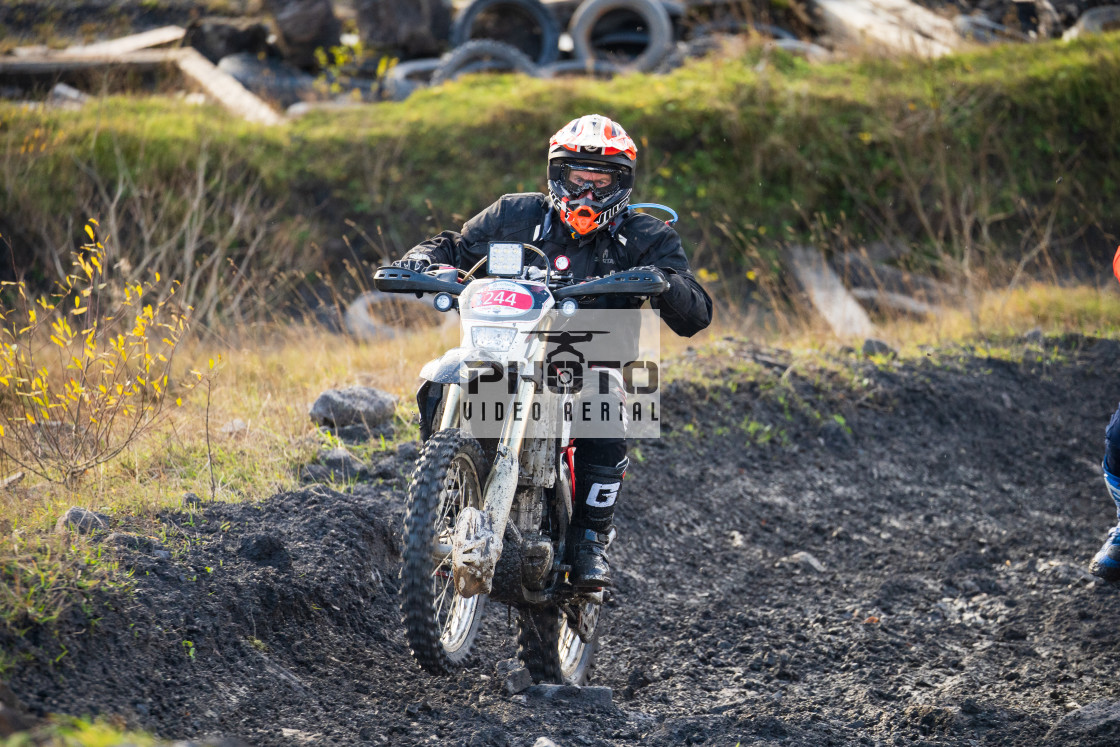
[392,254,432,273]
[629,265,669,289]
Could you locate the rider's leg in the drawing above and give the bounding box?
[570,437,627,588]
[1090,403,1120,581]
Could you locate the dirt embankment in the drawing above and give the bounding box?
[4,334,1120,746]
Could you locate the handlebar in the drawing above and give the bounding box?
[373,266,669,299]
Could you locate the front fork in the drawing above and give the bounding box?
[451,338,548,598]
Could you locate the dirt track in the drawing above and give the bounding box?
[5,334,1120,746]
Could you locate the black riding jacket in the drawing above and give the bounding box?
[402,192,713,338]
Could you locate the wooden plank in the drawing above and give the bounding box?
[175,47,283,127]
[1,48,284,126]
[59,26,186,58]
[850,288,941,317]
[0,50,181,75]
[812,0,961,58]
[10,45,52,58]
[787,245,876,338]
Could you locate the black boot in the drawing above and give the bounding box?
[569,457,627,589]
[570,527,613,589]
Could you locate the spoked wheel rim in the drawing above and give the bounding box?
[432,453,483,653]
[558,603,598,679]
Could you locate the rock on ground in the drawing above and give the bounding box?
[54,506,109,534]
[1044,699,1120,745]
[355,0,451,59]
[309,386,397,429]
[262,0,341,70]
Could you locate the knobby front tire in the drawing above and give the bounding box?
[400,430,490,674]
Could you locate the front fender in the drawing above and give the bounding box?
[419,347,502,384]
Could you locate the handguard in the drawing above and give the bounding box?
[552,269,669,300]
[373,266,463,296]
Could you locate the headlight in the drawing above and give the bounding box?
[487,242,524,277]
[471,326,519,351]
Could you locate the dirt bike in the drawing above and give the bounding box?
[373,242,667,684]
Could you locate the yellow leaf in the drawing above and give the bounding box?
[209,358,215,370]
[176,397,183,407]
[84,224,95,241]
[89,218,99,226]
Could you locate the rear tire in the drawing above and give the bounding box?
[430,39,542,84]
[400,430,489,674]
[517,603,600,685]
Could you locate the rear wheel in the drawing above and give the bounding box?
[400,431,489,674]
[517,603,600,685]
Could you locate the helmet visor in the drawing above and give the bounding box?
[561,164,622,200]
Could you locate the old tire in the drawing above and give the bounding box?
[400,431,490,675]
[1062,6,1120,40]
[430,39,542,85]
[217,52,316,107]
[382,57,442,101]
[568,0,673,72]
[517,604,600,685]
[540,58,624,78]
[451,0,561,66]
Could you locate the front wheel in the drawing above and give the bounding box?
[517,603,600,685]
[400,430,489,674]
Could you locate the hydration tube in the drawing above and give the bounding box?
[628,203,679,225]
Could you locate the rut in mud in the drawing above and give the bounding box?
[4,333,1120,746]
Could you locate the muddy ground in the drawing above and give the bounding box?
[5,333,1120,746]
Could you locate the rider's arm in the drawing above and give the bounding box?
[397,230,465,268]
[399,194,546,271]
[624,216,713,338]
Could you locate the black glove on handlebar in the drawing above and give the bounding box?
[629,266,669,288]
[392,257,432,273]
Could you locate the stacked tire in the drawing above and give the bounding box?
[386,0,679,101]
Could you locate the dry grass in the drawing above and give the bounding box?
[766,283,1120,356]
[0,321,462,533]
[0,319,459,631]
[1,280,1116,631]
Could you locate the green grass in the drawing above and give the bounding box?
[3,34,1120,304]
[0,715,158,746]
[3,30,1120,663]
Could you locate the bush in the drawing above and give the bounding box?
[0,220,190,486]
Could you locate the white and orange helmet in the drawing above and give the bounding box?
[547,114,638,236]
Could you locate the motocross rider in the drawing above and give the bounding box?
[393,114,713,589]
[1090,245,1120,581]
